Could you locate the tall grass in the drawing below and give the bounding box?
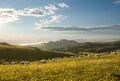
[0,53,120,81]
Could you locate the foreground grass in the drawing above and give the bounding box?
[0,53,120,81]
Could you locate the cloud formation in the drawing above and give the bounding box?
[58,3,69,8]
[0,2,69,23]
[0,8,18,23]
[18,8,46,17]
[113,0,120,4]
[44,4,58,15]
[35,15,65,29]
[18,4,58,17]
[35,24,120,32]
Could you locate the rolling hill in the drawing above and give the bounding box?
[32,39,78,50]
[31,40,120,53]
[0,43,72,62]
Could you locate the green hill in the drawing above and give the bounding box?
[0,44,72,62]
[34,39,78,50]
[32,40,120,53]
[64,40,120,53]
[0,42,11,46]
[42,40,120,53]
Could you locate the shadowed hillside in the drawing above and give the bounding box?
[0,43,72,62]
[0,42,11,46]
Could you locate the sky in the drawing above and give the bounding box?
[0,0,120,45]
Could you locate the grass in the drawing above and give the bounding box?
[0,52,120,81]
[0,45,72,62]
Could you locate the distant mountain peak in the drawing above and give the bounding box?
[37,39,78,50]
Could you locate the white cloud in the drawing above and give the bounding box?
[0,8,18,23]
[50,15,65,23]
[34,24,120,32]
[44,4,58,15]
[113,0,120,4]
[18,4,58,17]
[0,2,69,24]
[18,8,46,17]
[35,15,65,29]
[58,3,69,8]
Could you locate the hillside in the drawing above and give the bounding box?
[64,41,120,53]
[35,40,120,53]
[0,44,72,62]
[0,42,11,46]
[0,51,120,81]
[34,39,78,50]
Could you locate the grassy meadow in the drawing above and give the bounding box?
[0,51,120,81]
[0,45,72,62]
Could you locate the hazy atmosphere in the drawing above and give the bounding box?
[0,0,120,44]
[1,1,120,81]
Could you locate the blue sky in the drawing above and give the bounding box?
[0,0,120,44]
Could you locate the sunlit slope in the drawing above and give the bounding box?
[0,45,71,61]
[0,52,120,81]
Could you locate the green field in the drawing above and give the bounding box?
[0,52,120,81]
[0,45,72,62]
